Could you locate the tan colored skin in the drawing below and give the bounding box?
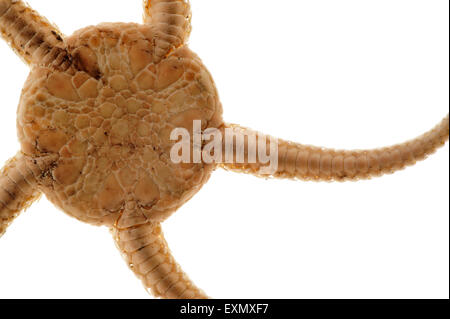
[0,0,448,299]
[223,119,449,181]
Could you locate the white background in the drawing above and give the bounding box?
[0,0,448,299]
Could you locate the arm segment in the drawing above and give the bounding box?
[221,115,449,181]
[0,0,70,69]
[112,222,208,299]
[0,153,41,237]
[143,0,191,61]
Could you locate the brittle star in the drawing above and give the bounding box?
[0,0,448,299]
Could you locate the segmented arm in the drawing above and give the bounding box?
[143,0,191,61]
[112,222,208,299]
[0,0,70,69]
[0,153,41,237]
[220,115,449,181]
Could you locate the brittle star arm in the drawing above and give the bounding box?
[143,0,192,61]
[220,115,449,181]
[112,222,208,299]
[0,153,42,237]
[0,0,70,69]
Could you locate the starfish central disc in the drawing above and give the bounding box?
[17,23,224,227]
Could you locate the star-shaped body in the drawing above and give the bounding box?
[0,0,448,299]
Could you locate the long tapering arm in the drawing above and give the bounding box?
[0,153,42,237]
[0,0,70,69]
[112,222,208,299]
[143,0,191,61]
[220,115,449,181]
